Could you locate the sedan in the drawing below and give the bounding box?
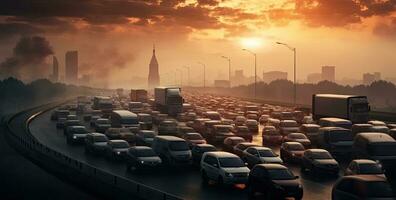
[182,132,207,148]
[104,140,130,160]
[280,142,305,163]
[301,149,340,176]
[191,144,217,165]
[126,146,162,171]
[344,159,383,176]
[283,133,311,148]
[244,147,283,168]
[233,142,259,158]
[262,126,283,145]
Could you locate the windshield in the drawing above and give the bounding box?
[219,157,245,168]
[288,144,304,151]
[281,121,298,127]
[169,141,189,151]
[100,103,113,109]
[359,164,382,174]
[312,152,332,159]
[329,131,353,142]
[74,128,87,134]
[94,136,108,142]
[290,134,306,139]
[258,150,277,157]
[200,146,217,152]
[268,169,295,180]
[168,96,182,105]
[216,127,231,132]
[135,149,157,157]
[97,119,109,124]
[352,103,369,112]
[111,142,129,148]
[121,118,139,124]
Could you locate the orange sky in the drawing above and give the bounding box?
[0,0,396,88]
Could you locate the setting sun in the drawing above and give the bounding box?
[240,37,263,49]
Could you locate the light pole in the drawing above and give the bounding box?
[276,42,297,107]
[176,69,183,87]
[198,62,206,88]
[221,56,231,87]
[242,49,257,99]
[183,66,190,87]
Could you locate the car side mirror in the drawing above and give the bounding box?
[245,162,248,166]
[295,175,299,179]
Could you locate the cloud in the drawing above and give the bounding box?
[373,17,396,37]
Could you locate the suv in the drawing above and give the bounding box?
[66,126,89,144]
[126,146,162,171]
[301,149,339,176]
[201,151,250,185]
[158,120,178,135]
[244,147,283,168]
[152,136,192,165]
[85,133,109,154]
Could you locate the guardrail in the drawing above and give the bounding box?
[5,103,183,200]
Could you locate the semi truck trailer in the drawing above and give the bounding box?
[154,87,183,116]
[312,94,370,123]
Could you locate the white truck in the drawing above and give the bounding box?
[154,87,183,116]
[312,94,370,123]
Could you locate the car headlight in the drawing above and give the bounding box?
[116,151,121,155]
[291,153,295,156]
[140,160,145,164]
[225,172,233,177]
[73,135,77,139]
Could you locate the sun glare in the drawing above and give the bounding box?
[240,37,262,49]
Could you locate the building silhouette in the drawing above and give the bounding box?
[50,56,59,82]
[363,72,381,85]
[321,66,335,82]
[148,45,160,88]
[65,51,78,83]
[307,73,322,83]
[262,71,288,83]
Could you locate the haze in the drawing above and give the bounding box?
[0,0,396,88]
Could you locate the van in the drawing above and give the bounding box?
[318,117,352,129]
[317,127,354,155]
[110,110,139,128]
[152,136,192,165]
[353,132,396,162]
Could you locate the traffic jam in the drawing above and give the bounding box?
[50,87,396,200]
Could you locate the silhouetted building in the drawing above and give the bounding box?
[363,72,381,85]
[50,56,59,82]
[148,45,160,88]
[307,73,322,83]
[65,51,78,83]
[374,72,381,80]
[214,80,230,88]
[262,71,288,83]
[321,66,335,82]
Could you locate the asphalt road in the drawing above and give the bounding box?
[29,108,345,200]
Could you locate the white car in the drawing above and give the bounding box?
[201,151,250,185]
[243,147,283,168]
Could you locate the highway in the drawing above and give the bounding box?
[28,106,345,200]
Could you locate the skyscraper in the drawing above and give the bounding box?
[148,45,160,88]
[50,56,59,82]
[65,51,78,83]
[321,66,335,82]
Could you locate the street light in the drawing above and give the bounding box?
[197,62,206,88]
[276,41,297,107]
[183,66,190,87]
[221,56,231,87]
[176,69,183,87]
[242,49,257,99]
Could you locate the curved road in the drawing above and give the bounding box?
[30,107,341,199]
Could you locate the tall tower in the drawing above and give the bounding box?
[65,51,78,83]
[148,44,160,88]
[321,66,335,82]
[51,56,59,82]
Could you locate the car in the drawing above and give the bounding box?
[126,146,162,171]
[351,124,373,137]
[183,132,206,147]
[244,147,283,168]
[370,125,390,133]
[280,142,305,163]
[368,120,387,127]
[185,112,197,121]
[223,136,246,152]
[178,126,195,137]
[317,127,354,155]
[66,114,78,120]
[267,118,281,128]
[137,113,153,130]
[51,109,70,121]
[344,159,383,176]
[301,116,314,124]
[232,126,252,142]
[248,164,303,200]
[233,142,259,158]
[246,113,258,120]
[85,133,109,154]
[66,126,89,144]
[158,120,178,135]
[192,144,217,165]
[301,149,340,176]
[63,119,82,132]
[204,111,222,120]
[200,151,250,185]
[332,175,395,200]
[153,113,169,125]
[259,114,270,124]
[152,136,192,165]
[208,125,235,143]
[90,115,100,127]
[245,119,259,133]
[318,117,352,129]
[56,117,67,129]
[135,130,156,146]
[262,126,283,145]
[283,133,311,148]
[104,140,130,160]
[234,116,247,126]
[300,124,320,144]
[94,118,111,133]
[279,120,300,136]
[353,132,396,161]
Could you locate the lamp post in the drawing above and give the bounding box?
[242,49,257,99]
[276,42,297,107]
[183,66,190,87]
[221,56,231,87]
[197,62,206,88]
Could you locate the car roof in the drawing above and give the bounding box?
[356,132,395,142]
[129,146,152,150]
[88,132,106,137]
[196,144,215,148]
[340,175,387,182]
[248,146,271,151]
[320,127,349,131]
[205,151,238,158]
[306,149,328,153]
[352,159,377,165]
[284,142,304,146]
[155,135,185,141]
[109,139,128,143]
[255,163,287,170]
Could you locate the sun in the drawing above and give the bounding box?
[240,37,262,49]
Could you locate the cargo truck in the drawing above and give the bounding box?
[312,94,370,123]
[130,89,148,102]
[154,87,183,116]
[92,96,113,116]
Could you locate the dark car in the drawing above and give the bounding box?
[248,164,303,200]
[66,126,89,144]
[135,130,156,146]
[85,133,109,154]
[233,126,253,142]
[104,140,130,160]
[280,142,305,163]
[233,142,259,158]
[317,127,354,156]
[262,126,283,145]
[94,118,111,133]
[332,175,395,200]
[283,133,311,148]
[191,144,217,165]
[126,146,162,171]
[344,159,383,176]
[223,136,246,152]
[182,132,206,148]
[209,125,235,144]
[158,120,178,135]
[63,120,82,132]
[279,120,300,136]
[301,149,340,176]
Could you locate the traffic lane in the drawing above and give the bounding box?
[30,109,247,200]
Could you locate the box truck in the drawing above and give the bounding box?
[312,94,370,123]
[154,87,183,116]
[130,89,148,102]
[93,96,113,115]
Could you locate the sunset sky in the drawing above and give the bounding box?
[0,0,396,88]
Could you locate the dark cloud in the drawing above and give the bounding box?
[373,17,396,37]
[197,0,220,6]
[0,22,42,40]
[0,36,53,81]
